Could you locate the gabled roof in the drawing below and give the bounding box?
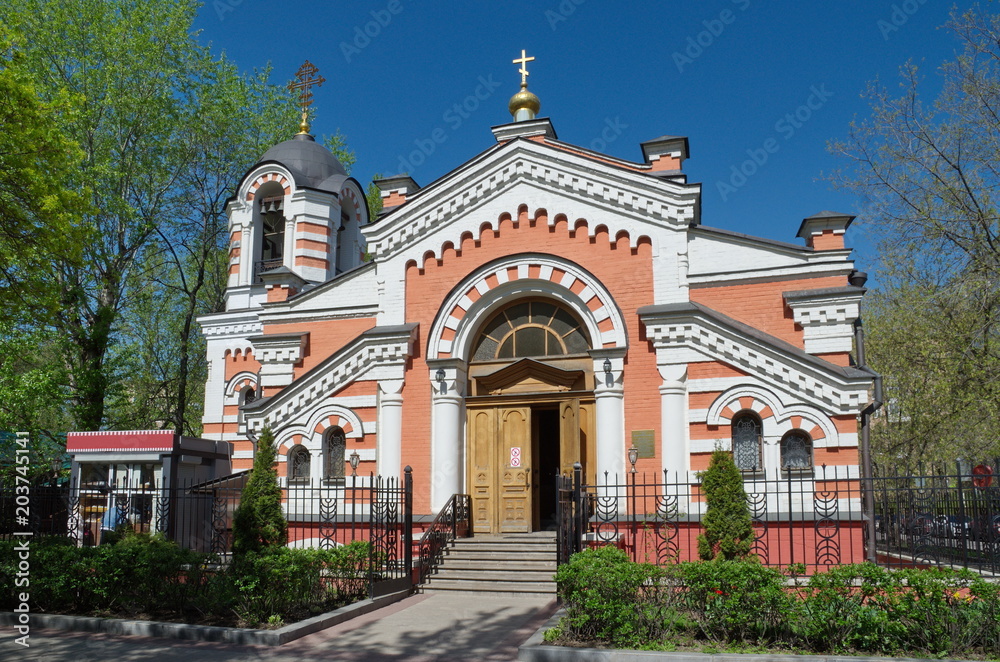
[242,324,417,433]
[363,136,702,260]
[638,302,873,414]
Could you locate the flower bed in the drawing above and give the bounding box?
[549,545,1000,658]
[0,533,371,628]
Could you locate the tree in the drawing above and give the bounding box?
[0,0,213,430]
[697,449,754,561]
[830,8,1000,465]
[0,26,89,325]
[109,61,299,434]
[232,427,288,556]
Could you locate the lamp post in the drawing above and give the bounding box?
[435,368,447,394]
[628,444,639,546]
[349,450,360,541]
[603,358,613,388]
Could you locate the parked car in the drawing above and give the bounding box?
[971,515,1000,542]
[905,513,936,536]
[936,515,971,539]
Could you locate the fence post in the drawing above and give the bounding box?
[572,462,584,556]
[404,466,413,586]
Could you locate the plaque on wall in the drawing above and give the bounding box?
[631,430,655,459]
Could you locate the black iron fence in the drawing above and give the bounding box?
[557,462,1000,575]
[1,468,416,597]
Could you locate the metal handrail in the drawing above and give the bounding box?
[416,493,471,584]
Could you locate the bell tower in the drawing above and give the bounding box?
[223,62,369,310]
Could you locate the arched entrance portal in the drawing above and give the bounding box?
[464,300,596,533]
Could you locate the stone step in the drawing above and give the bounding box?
[449,540,555,552]
[422,578,557,594]
[444,549,555,562]
[430,568,555,581]
[436,558,556,571]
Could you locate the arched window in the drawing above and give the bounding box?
[731,412,762,472]
[288,445,311,482]
[324,427,346,481]
[240,387,256,406]
[471,299,590,361]
[780,430,813,470]
[256,181,286,275]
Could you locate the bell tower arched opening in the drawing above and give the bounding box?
[253,180,288,278]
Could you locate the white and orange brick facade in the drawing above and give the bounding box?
[198,120,875,518]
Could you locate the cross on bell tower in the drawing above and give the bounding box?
[289,60,326,135]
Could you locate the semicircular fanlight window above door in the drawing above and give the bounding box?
[472,299,591,361]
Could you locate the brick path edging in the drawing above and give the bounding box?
[0,589,410,646]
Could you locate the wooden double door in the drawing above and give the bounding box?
[466,398,593,534]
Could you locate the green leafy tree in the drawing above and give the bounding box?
[110,61,299,434]
[697,449,754,561]
[0,26,89,324]
[232,427,288,556]
[830,8,1000,465]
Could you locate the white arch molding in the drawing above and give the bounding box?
[704,383,843,474]
[426,253,629,361]
[425,253,629,512]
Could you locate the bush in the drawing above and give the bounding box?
[0,534,372,629]
[0,532,205,616]
[697,449,753,561]
[232,426,288,556]
[670,559,792,645]
[553,552,1000,658]
[229,541,372,627]
[555,545,658,647]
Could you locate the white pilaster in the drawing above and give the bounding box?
[590,349,627,483]
[377,380,404,478]
[658,363,689,475]
[428,360,467,512]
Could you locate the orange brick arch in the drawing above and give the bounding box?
[245,171,292,201]
[426,253,630,360]
[706,385,839,447]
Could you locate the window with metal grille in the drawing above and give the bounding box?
[288,445,310,482]
[780,430,813,470]
[731,413,762,471]
[325,427,346,481]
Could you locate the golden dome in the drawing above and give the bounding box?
[508,83,541,119]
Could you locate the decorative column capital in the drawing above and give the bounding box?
[379,379,404,397]
[589,347,627,393]
[427,357,467,399]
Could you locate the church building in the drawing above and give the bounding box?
[198,54,875,535]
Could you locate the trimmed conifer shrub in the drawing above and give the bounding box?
[232,426,288,556]
[697,448,753,561]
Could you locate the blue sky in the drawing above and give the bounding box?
[194,0,973,272]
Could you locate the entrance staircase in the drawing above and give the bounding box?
[420,531,558,597]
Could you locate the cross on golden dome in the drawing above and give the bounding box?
[512,49,535,87]
[289,60,326,134]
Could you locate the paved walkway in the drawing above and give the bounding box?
[0,593,558,661]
